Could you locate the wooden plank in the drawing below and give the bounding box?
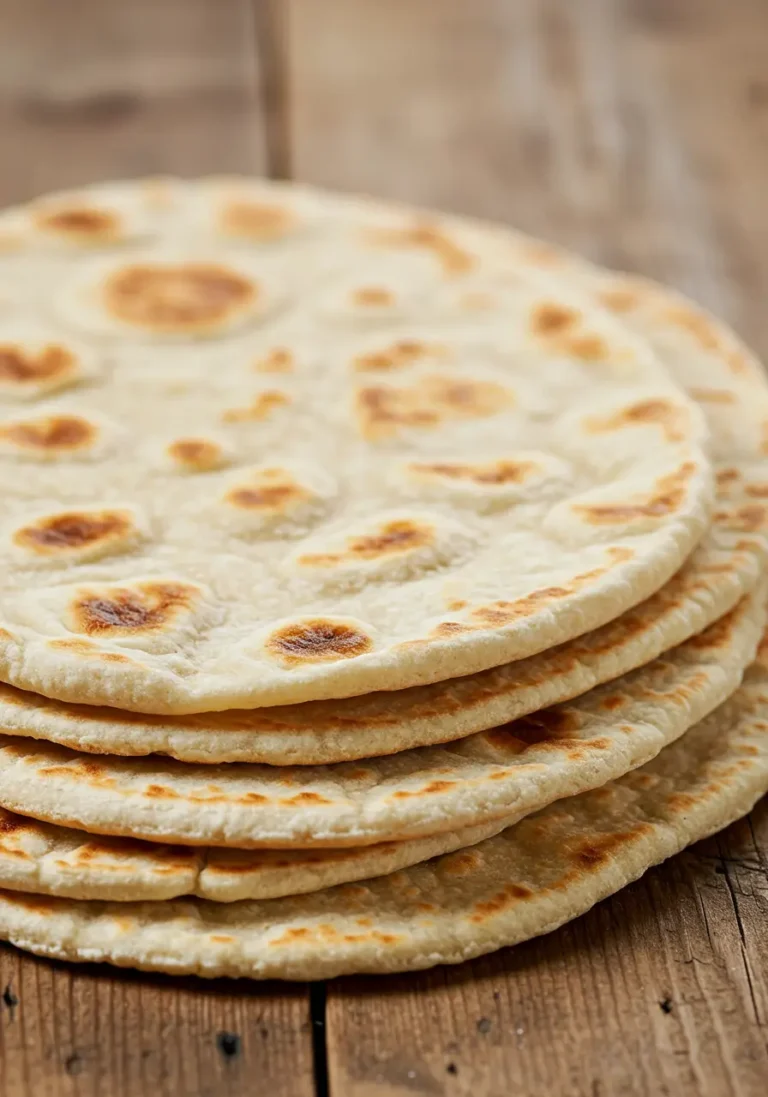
[286,0,768,352]
[0,0,267,206]
[323,804,768,1097]
[0,944,315,1097]
[287,1,768,1093]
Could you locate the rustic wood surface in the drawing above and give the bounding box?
[1,0,768,1094]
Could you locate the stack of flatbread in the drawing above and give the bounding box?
[0,177,765,980]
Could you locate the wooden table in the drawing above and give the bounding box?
[1,1,767,1093]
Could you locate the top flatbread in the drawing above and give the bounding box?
[0,178,711,713]
[0,254,764,761]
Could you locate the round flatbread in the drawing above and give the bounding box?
[0,455,762,764]
[0,178,711,713]
[0,810,507,904]
[2,267,766,764]
[1,631,767,979]
[0,587,761,848]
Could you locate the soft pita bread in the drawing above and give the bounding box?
[1,631,767,980]
[0,589,761,849]
[0,178,712,713]
[0,810,507,903]
[0,458,761,764]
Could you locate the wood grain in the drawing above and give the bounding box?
[0,0,267,205]
[0,945,314,1097]
[287,0,768,354]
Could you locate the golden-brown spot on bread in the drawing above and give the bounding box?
[485,708,580,754]
[599,694,625,712]
[353,338,448,372]
[0,343,78,388]
[254,347,294,373]
[13,508,135,556]
[34,205,122,244]
[47,638,134,664]
[298,519,433,568]
[407,458,538,486]
[530,302,579,335]
[685,602,741,650]
[167,437,226,472]
[266,619,373,665]
[565,333,610,362]
[632,773,659,792]
[283,792,332,806]
[39,758,111,783]
[470,882,534,922]
[271,927,311,944]
[356,384,438,438]
[104,262,257,333]
[664,304,722,351]
[667,792,697,812]
[714,503,768,533]
[0,414,97,455]
[745,483,768,499]
[587,397,689,443]
[441,849,484,876]
[367,221,475,275]
[0,628,14,642]
[569,827,651,868]
[237,793,269,805]
[575,462,695,525]
[726,349,753,377]
[469,586,570,628]
[431,620,474,637]
[219,200,296,241]
[447,598,467,611]
[351,286,395,308]
[209,934,235,944]
[687,387,737,405]
[144,784,180,799]
[459,547,632,634]
[598,287,640,314]
[224,468,311,513]
[343,768,375,782]
[71,579,199,637]
[391,779,457,800]
[356,374,512,441]
[716,467,741,486]
[221,390,290,423]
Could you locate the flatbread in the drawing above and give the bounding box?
[1,261,766,762]
[0,810,507,903]
[0,178,712,713]
[0,457,762,764]
[0,588,761,848]
[2,631,767,980]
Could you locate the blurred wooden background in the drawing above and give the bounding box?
[1,2,768,1095]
